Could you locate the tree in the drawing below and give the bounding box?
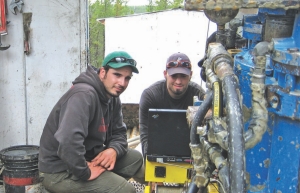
[170,0,184,9]
[155,0,169,11]
[147,0,184,12]
[146,0,155,12]
[89,0,132,67]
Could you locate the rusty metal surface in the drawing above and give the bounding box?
[242,0,300,9]
[271,60,300,75]
[185,0,300,10]
[204,9,239,25]
[185,0,242,11]
[264,15,294,42]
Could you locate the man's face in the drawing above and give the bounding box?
[164,71,192,99]
[99,66,133,97]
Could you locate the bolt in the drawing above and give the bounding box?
[270,95,279,109]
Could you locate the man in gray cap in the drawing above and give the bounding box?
[139,52,206,157]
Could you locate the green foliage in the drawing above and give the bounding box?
[88,0,184,68]
[146,0,155,12]
[170,0,184,9]
[129,6,147,13]
[155,0,169,11]
[149,0,184,11]
[89,0,132,67]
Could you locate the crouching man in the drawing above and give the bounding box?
[38,51,143,193]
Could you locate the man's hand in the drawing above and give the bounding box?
[91,148,117,171]
[87,162,106,181]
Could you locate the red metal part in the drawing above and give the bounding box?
[3,176,35,186]
[0,0,7,34]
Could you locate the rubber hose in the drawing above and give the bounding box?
[223,75,246,193]
[190,90,213,144]
[218,164,230,193]
[187,176,207,193]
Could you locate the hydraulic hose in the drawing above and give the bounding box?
[187,176,206,193]
[205,66,229,151]
[187,178,199,193]
[188,91,213,193]
[222,74,246,193]
[202,137,230,193]
[199,42,267,193]
[218,164,230,193]
[207,42,246,192]
[244,42,268,149]
[190,90,213,145]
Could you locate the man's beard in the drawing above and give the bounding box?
[106,89,121,97]
[172,89,184,96]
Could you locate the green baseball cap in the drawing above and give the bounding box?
[102,51,139,74]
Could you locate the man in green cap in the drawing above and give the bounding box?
[38,51,143,193]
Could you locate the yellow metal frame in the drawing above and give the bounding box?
[144,158,219,193]
[145,158,192,183]
[144,185,151,193]
[207,182,219,193]
[144,182,218,193]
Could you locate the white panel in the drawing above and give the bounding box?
[104,9,217,104]
[0,0,88,150]
[0,6,27,148]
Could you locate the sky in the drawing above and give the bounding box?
[126,0,148,6]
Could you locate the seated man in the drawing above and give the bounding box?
[139,52,206,157]
[38,51,143,193]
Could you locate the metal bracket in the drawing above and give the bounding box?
[0,34,10,50]
[9,0,24,15]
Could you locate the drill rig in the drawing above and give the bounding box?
[185,0,300,193]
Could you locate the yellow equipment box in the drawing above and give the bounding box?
[145,158,192,183]
[144,158,220,193]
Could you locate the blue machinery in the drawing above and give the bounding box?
[184,1,300,193]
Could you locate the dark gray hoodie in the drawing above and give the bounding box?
[38,65,128,181]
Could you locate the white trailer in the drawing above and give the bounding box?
[99,9,217,104]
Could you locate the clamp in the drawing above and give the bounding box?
[9,0,24,15]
